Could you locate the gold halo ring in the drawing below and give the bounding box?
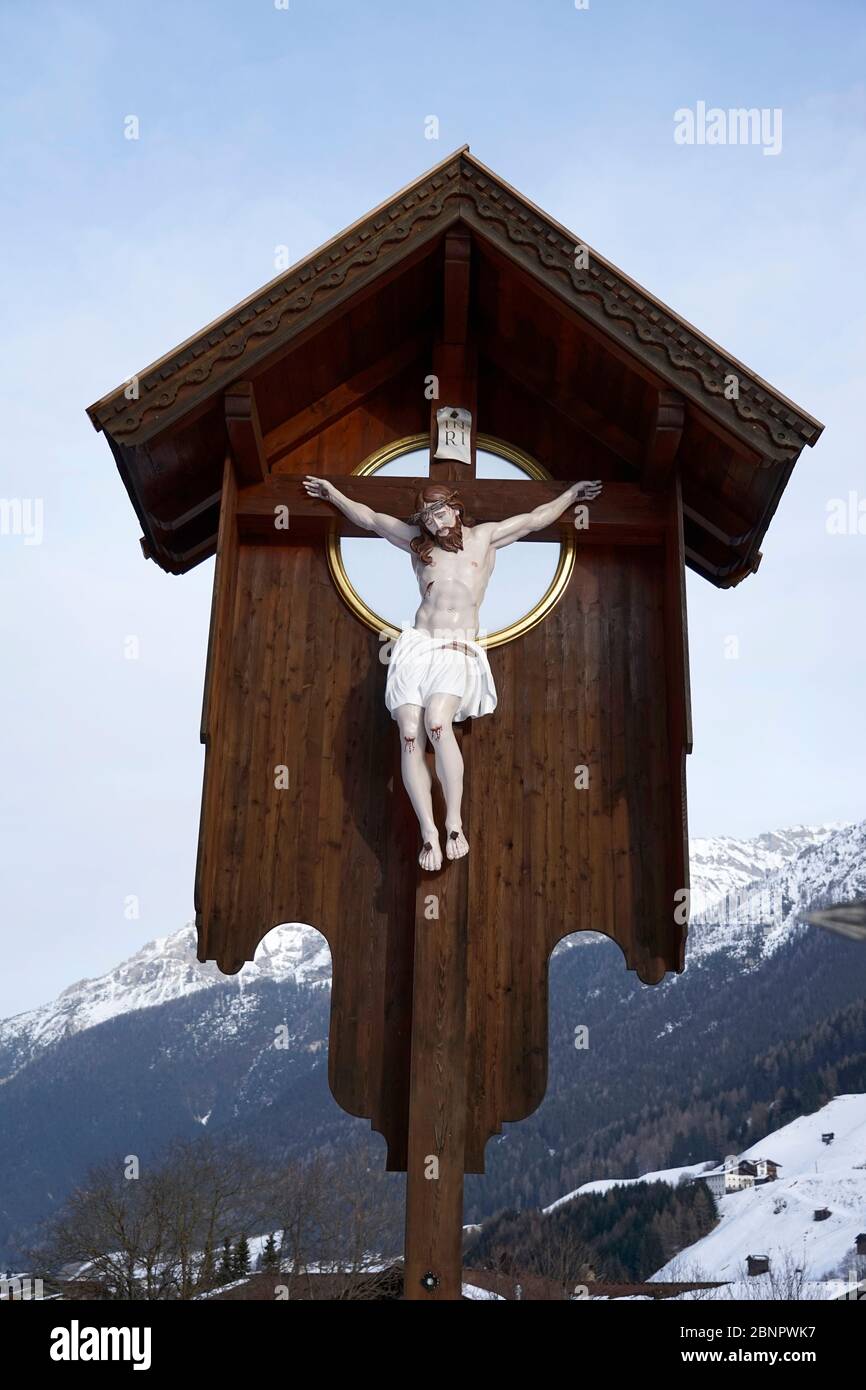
[326,434,575,650]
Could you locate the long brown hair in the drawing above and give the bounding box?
[408,484,472,565]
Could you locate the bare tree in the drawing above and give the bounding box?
[31,1133,408,1301]
[263,1140,404,1299]
[30,1137,266,1300]
[655,1256,721,1301]
[526,1219,595,1299]
[729,1250,820,1301]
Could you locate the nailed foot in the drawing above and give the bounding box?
[419,834,443,872]
[446,826,469,861]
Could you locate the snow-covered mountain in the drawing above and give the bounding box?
[688,819,866,967]
[0,922,331,1081]
[688,823,847,916]
[651,1094,866,1287]
[1,820,862,1083]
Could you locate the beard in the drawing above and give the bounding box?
[432,520,464,552]
[410,514,465,565]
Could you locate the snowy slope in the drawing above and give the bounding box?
[544,1161,715,1213]
[651,1094,866,1284]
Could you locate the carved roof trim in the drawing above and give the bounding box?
[87,147,824,465]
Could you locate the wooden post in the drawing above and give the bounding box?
[403,736,471,1300]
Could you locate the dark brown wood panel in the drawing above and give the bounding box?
[462,541,678,1167]
[263,335,427,466]
[195,508,685,1173]
[250,249,439,438]
[478,357,633,482]
[196,536,418,1165]
[271,360,429,478]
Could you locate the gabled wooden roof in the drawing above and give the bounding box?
[88,146,823,584]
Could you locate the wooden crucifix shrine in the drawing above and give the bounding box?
[88,148,823,1299]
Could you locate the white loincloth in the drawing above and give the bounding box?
[384,627,497,722]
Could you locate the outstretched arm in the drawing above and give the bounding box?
[488,480,603,549]
[302,477,418,552]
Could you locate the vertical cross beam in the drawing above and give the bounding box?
[404,227,476,1298]
[403,759,471,1300]
[429,229,476,482]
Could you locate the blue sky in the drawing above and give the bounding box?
[1,0,864,1014]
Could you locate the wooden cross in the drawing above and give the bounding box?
[90,152,821,1303]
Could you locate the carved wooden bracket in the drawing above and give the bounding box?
[642,389,685,492]
[225,381,268,487]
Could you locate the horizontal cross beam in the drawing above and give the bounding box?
[236,476,667,545]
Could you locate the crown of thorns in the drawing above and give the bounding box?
[407,490,462,525]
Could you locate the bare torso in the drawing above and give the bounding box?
[410,523,495,640]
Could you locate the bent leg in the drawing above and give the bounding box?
[424,693,469,861]
[394,703,441,871]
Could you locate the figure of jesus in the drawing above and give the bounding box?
[303,474,602,870]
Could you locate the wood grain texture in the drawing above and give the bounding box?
[263,335,426,466]
[194,510,685,1173]
[191,289,688,1190]
[404,816,470,1298]
[196,538,417,1164]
